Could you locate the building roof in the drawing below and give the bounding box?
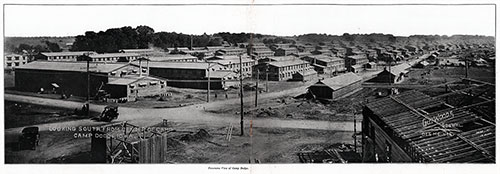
[347,55,368,60]
[136,61,221,70]
[209,58,255,65]
[268,56,298,62]
[148,55,198,61]
[108,76,161,85]
[297,69,317,76]
[119,48,155,53]
[40,51,96,57]
[4,53,24,57]
[312,72,362,91]
[89,53,140,58]
[365,90,495,163]
[277,47,298,51]
[268,60,309,67]
[16,61,128,73]
[308,55,344,63]
[207,70,238,78]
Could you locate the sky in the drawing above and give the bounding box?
[3,4,496,37]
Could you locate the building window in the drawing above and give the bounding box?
[15,56,20,60]
[385,141,392,162]
[7,63,12,67]
[7,57,12,61]
[15,62,20,66]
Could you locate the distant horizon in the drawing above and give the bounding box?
[4,31,495,38]
[4,4,495,37]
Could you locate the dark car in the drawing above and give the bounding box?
[91,105,119,122]
[18,127,40,150]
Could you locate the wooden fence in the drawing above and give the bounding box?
[138,135,168,163]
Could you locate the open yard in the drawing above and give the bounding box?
[5,120,356,163]
[4,101,98,129]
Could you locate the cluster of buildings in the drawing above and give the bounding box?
[5,37,493,102]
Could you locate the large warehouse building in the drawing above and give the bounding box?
[15,61,166,100]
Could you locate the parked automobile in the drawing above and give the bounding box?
[18,127,40,150]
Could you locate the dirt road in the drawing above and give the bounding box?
[4,94,361,135]
[5,57,429,134]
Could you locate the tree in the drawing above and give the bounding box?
[45,41,62,52]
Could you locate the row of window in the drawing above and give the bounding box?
[49,55,77,60]
[92,56,138,62]
[5,62,26,67]
[278,64,309,72]
[6,56,27,61]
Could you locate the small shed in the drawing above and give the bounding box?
[292,69,317,82]
[308,72,362,99]
[412,61,430,68]
[364,62,377,69]
[368,64,410,84]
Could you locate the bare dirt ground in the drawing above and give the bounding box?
[4,57,425,164]
[4,101,99,129]
[5,120,356,163]
[404,66,495,85]
[205,88,377,122]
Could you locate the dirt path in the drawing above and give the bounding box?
[4,94,361,135]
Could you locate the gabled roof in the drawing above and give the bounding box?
[135,61,222,70]
[268,60,309,67]
[311,72,362,91]
[365,90,495,163]
[108,76,161,85]
[89,53,140,58]
[40,51,96,57]
[16,61,128,73]
[119,48,155,53]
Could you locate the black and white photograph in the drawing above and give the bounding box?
[0,0,498,173]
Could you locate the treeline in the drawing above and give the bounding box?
[297,33,495,46]
[297,33,399,44]
[7,41,62,54]
[262,37,296,45]
[71,26,266,53]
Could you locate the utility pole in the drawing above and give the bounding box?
[353,107,357,153]
[265,64,269,92]
[207,62,211,102]
[239,54,244,136]
[465,58,469,79]
[255,69,259,107]
[84,54,91,118]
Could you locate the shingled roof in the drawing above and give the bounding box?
[365,90,495,163]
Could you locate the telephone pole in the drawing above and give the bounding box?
[255,69,259,107]
[86,55,90,117]
[239,54,244,136]
[207,62,211,102]
[265,64,269,92]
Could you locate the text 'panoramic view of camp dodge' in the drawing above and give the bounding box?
[2,3,496,164]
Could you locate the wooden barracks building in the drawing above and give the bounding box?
[362,90,495,163]
[15,61,166,101]
[254,59,316,81]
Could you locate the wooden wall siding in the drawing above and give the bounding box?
[363,90,496,163]
[369,118,413,162]
[138,135,168,163]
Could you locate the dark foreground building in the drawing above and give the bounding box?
[362,90,495,163]
[15,61,122,97]
[307,72,362,99]
[15,61,166,100]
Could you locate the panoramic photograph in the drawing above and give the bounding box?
[1,2,496,171]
